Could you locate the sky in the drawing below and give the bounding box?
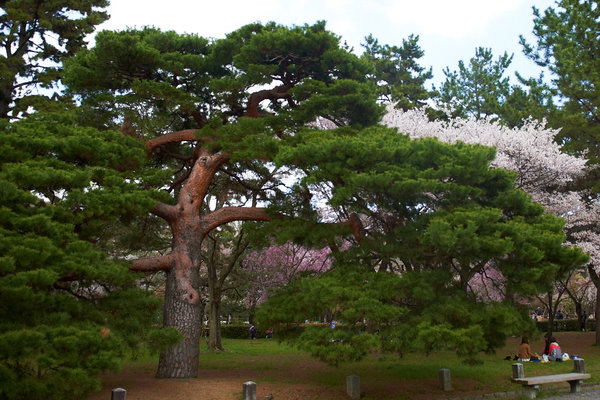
[95,0,557,88]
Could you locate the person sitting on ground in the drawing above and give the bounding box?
[542,332,551,356]
[518,337,535,361]
[548,336,563,361]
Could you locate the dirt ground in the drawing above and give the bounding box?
[87,361,352,400]
[86,332,598,400]
[86,361,453,400]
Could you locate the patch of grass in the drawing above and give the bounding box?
[118,332,600,399]
[198,339,303,371]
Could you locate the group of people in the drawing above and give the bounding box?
[517,334,565,362]
[249,324,274,339]
[529,307,590,330]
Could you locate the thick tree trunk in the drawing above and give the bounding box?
[156,266,201,378]
[156,210,205,378]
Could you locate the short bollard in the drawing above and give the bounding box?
[111,388,126,400]
[512,363,524,379]
[574,358,586,373]
[243,381,257,400]
[439,368,452,391]
[346,375,360,399]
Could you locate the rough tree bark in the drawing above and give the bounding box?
[131,143,271,378]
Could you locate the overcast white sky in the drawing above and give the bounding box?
[96,0,556,88]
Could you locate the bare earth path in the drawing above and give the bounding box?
[86,359,354,400]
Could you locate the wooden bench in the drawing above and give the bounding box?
[511,362,590,399]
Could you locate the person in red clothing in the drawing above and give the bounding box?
[548,336,563,361]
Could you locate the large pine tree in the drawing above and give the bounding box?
[258,124,587,364]
[0,113,179,400]
[64,22,380,378]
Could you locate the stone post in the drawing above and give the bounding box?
[243,381,257,400]
[346,375,360,399]
[111,388,126,400]
[574,358,586,373]
[512,363,524,379]
[439,368,452,391]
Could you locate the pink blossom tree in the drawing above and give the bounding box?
[467,263,506,303]
[241,243,332,322]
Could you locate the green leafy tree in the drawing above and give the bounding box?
[437,47,513,120]
[0,113,180,400]
[521,0,600,339]
[258,125,587,364]
[500,74,557,127]
[521,0,600,163]
[361,34,433,109]
[64,22,381,378]
[0,0,109,119]
[203,225,250,351]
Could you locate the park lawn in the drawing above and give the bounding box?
[200,332,600,390]
[89,331,600,400]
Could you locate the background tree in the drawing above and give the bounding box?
[500,74,557,128]
[564,202,600,342]
[0,113,179,400]
[0,0,109,119]
[436,47,512,121]
[383,105,595,333]
[521,0,600,164]
[361,34,433,110]
[382,106,586,201]
[203,225,249,351]
[520,0,600,337]
[258,123,586,365]
[64,22,380,378]
[241,242,332,323]
[559,269,594,329]
[537,284,568,333]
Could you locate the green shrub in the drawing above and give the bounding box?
[220,325,253,339]
[535,319,596,332]
[219,324,307,339]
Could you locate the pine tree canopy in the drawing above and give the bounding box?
[257,124,588,364]
[0,0,109,119]
[0,113,180,400]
